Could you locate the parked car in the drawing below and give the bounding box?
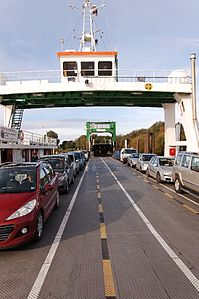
[172,151,199,194]
[120,148,137,163]
[127,153,140,168]
[63,152,79,177]
[82,150,90,161]
[73,151,85,170]
[136,153,155,173]
[38,155,75,193]
[112,150,120,160]
[0,161,59,249]
[146,156,174,183]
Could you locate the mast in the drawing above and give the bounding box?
[79,0,105,52]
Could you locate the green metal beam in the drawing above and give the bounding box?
[0,90,176,109]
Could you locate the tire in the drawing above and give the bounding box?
[35,211,43,241]
[174,177,183,193]
[54,191,60,209]
[71,175,75,184]
[156,172,161,183]
[65,181,69,193]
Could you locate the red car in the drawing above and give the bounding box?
[0,161,59,249]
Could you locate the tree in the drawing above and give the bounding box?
[75,135,86,149]
[46,130,58,139]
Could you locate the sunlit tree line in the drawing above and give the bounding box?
[58,121,166,154]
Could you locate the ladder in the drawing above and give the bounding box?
[9,107,24,131]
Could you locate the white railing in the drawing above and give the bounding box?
[19,130,57,147]
[0,69,191,85]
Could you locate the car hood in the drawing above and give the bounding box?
[0,193,35,222]
[142,161,150,165]
[160,166,173,172]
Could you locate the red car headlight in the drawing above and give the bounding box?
[6,199,37,221]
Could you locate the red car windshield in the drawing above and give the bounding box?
[0,167,36,193]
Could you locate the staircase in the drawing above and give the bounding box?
[9,107,24,131]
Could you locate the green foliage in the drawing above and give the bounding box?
[59,121,165,154]
[116,121,165,154]
[46,130,58,139]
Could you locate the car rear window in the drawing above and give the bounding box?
[142,155,154,161]
[124,149,137,154]
[159,158,174,166]
[40,158,65,172]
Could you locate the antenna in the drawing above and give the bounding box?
[60,37,64,51]
[79,0,105,52]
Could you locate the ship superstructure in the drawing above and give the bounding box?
[57,0,118,84]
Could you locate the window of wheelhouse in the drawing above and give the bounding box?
[63,61,77,77]
[81,62,95,76]
[98,61,112,76]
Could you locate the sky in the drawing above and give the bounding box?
[0,0,199,141]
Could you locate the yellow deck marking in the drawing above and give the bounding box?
[183,204,199,214]
[103,260,116,297]
[152,185,159,190]
[164,193,174,199]
[100,223,107,239]
[97,192,102,199]
[98,204,103,213]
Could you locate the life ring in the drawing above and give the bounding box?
[145,83,153,90]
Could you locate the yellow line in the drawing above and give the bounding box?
[100,223,107,239]
[103,260,116,297]
[164,193,174,199]
[152,185,159,190]
[183,204,199,215]
[97,192,102,199]
[98,203,103,213]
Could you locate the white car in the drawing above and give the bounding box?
[120,148,137,163]
[146,156,174,183]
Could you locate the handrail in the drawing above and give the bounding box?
[0,69,191,84]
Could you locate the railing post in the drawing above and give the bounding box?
[190,53,197,121]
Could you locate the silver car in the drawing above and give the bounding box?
[136,153,155,173]
[65,152,80,176]
[172,152,199,194]
[146,156,174,183]
[127,153,140,168]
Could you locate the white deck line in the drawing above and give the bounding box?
[102,158,199,292]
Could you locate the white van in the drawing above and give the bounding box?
[120,148,137,163]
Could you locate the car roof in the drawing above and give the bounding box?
[39,155,65,159]
[0,162,38,169]
[177,151,198,155]
[156,156,174,159]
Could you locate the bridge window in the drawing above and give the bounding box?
[63,61,77,77]
[81,62,95,76]
[98,61,112,76]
